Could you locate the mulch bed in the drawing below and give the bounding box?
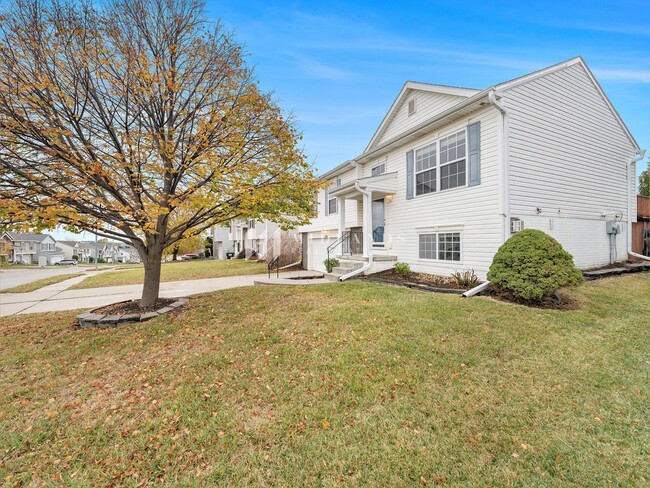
[359,269,468,294]
[91,298,176,315]
[483,285,581,310]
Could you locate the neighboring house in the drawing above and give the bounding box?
[57,240,80,260]
[115,244,141,263]
[97,242,120,263]
[0,238,11,262]
[299,57,643,279]
[632,195,650,257]
[1,232,65,265]
[77,241,98,263]
[212,219,300,261]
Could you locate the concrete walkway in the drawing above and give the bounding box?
[0,270,328,317]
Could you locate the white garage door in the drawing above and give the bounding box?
[50,255,64,264]
[308,235,331,273]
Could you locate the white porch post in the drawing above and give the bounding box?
[338,197,345,239]
[362,191,372,258]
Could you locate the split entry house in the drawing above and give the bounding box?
[298,57,644,279]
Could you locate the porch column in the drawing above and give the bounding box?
[338,197,345,239]
[362,191,372,258]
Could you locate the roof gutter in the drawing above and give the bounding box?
[628,150,649,261]
[488,89,510,244]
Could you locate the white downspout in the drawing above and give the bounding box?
[340,182,374,281]
[489,90,510,243]
[628,150,649,261]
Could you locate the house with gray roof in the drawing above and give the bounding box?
[1,232,65,265]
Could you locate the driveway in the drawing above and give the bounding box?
[0,266,93,291]
[0,270,329,316]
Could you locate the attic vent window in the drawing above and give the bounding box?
[408,98,416,116]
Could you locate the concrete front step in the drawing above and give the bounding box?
[337,254,398,262]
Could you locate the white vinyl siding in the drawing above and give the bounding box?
[504,62,638,268]
[375,92,468,146]
[382,105,502,279]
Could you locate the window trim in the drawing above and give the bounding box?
[327,195,337,215]
[412,127,469,198]
[414,141,437,196]
[417,231,463,263]
[371,162,386,177]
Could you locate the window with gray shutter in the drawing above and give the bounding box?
[406,150,414,199]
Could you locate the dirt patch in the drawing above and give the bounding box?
[91,298,176,315]
[483,285,581,311]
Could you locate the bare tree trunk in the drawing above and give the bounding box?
[172,246,179,261]
[141,249,163,308]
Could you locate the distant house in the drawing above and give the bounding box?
[299,57,644,278]
[77,241,98,263]
[1,232,65,265]
[57,240,80,260]
[212,219,300,261]
[115,244,140,264]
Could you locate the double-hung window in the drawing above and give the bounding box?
[415,142,437,196]
[439,131,466,190]
[418,232,461,262]
[328,195,337,215]
[414,129,467,196]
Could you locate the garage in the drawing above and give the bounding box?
[306,232,334,273]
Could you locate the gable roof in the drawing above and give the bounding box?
[494,56,639,150]
[353,56,640,164]
[3,232,53,243]
[365,82,480,153]
[57,240,79,247]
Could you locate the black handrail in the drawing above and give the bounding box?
[327,231,349,265]
[326,230,363,264]
[268,256,280,278]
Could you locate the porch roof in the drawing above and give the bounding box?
[330,172,398,200]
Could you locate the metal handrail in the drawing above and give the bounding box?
[267,255,280,278]
[326,230,364,264]
[327,231,349,265]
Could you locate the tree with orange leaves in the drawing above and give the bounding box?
[0,0,320,307]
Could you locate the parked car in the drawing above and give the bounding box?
[55,259,77,266]
[179,253,200,260]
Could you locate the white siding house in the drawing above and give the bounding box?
[212,219,300,262]
[299,57,643,279]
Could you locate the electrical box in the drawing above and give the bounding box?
[510,217,523,234]
[606,221,621,235]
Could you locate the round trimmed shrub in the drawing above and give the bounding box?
[487,229,582,301]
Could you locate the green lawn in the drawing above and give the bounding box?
[70,259,268,289]
[1,274,648,486]
[1,273,82,293]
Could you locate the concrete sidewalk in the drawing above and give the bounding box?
[0,270,328,317]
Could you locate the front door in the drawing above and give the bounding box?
[372,198,385,246]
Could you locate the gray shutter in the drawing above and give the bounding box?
[406,150,414,199]
[468,121,481,186]
[324,187,329,216]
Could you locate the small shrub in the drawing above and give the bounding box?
[394,262,411,276]
[323,258,340,273]
[487,229,583,301]
[97,257,106,264]
[452,269,481,288]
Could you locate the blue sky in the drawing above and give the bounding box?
[207,0,650,178]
